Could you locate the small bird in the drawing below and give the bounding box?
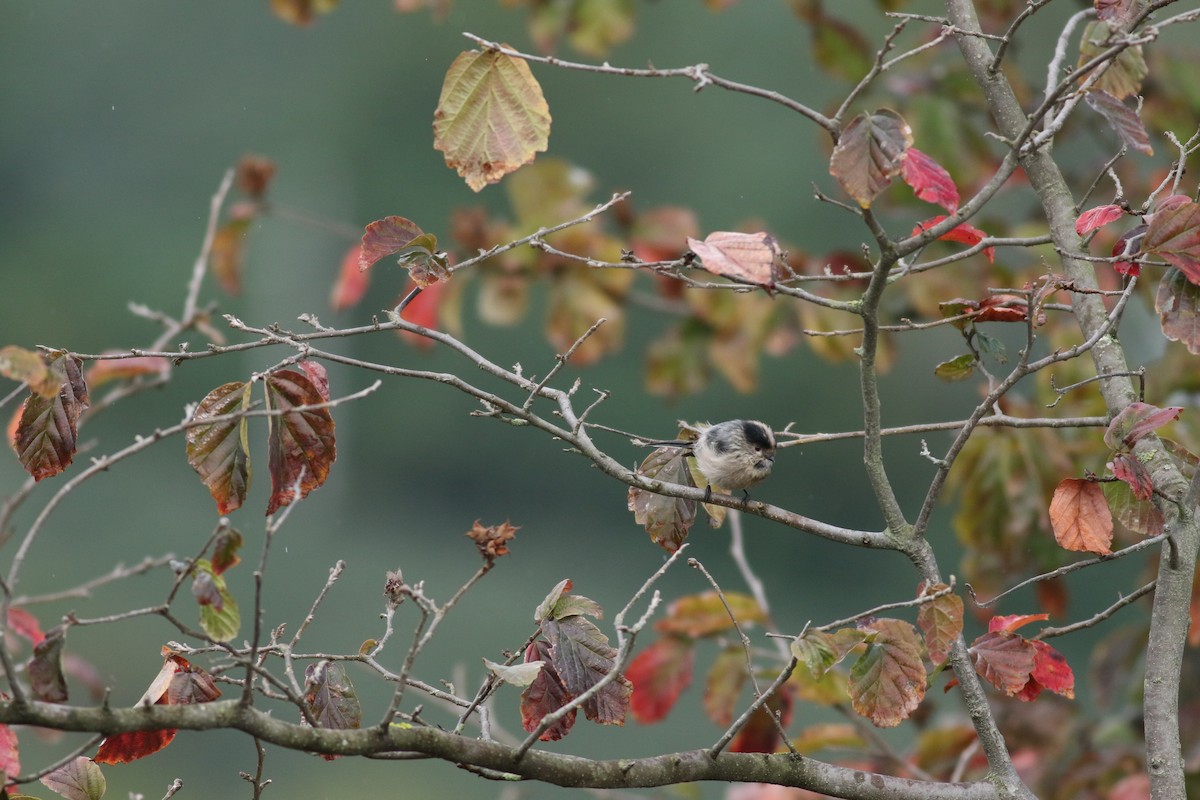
[649,420,777,501]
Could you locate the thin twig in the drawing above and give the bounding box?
[1034,581,1156,640]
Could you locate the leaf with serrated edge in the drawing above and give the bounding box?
[829,109,913,207]
[848,619,926,727]
[14,352,88,481]
[186,382,252,514]
[1156,268,1200,353]
[40,756,106,800]
[433,49,551,192]
[303,661,362,730]
[656,591,767,638]
[542,615,631,725]
[520,640,575,740]
[1049,478,1113,554]
[265,369,336,515]
[916,583,963,666]
[628,447,696,551]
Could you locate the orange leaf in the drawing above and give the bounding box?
[1049,478,1113,554]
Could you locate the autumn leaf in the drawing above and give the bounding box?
[1077,21,1147,100]
[988,613,1049,634]
[210,207,255,296]
[792,722,867,755]
[1104,402,1182,450]
[916,583,963,666]
[902,147,959,212]
[0,345,58,398]
[235,154,276,199]
[40,756,106,800]
[303,661,361,733]
[1085,90,1153,155]
[396,279,448,351]
[13,351,88,481]
[912,216,994,262]
[483,658,544,687]
[686,231,784,287]
[729,686,793,753]
[0,724,18,783]
[830,109,913,207]
[1112,222,1147,276]
[1102,478,1165,537]
[265,369,337,515]
[626,634,694,723]
[84,354,170,390]
[1095,0,1143,28]
[656,591,767,638]
[848,618,926,727]
[541,613,632,726]
[331,244,370,311]
[211,527,244,575]
[704,646,747,727]
[28,624,68,703]
[1018,640,1075,701]
[969,630,1036,696]
[1076,204,1126,236]
[433,48,551,192]
[791,628,868,677]
[192,559,240,643]
[1109,453,1153,500]
[934,353,975,382]
[628,446,696,551]
[270,0,339,25]
[520,640,576,741]
[1156,268,1200,353]
[185,381,253,515]
[1144,198,1200,283]
[1049,478,1113,554]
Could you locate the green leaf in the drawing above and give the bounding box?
[193,560,240,643]
[433,49,551,192]
[185,382,252,515]
[1077,21,1147,100]
[40,756,106,800]
[791,628,868,677]
[934,353,975,382]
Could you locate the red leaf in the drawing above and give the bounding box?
[686,231,784,287]
[1075,204,1125,236]
[912,216,994,262]
[297,359,330,402]
[1049,478,1113,554]
[359,216,426,271]
[542,614,632,726]
[211,528,244,576]
[331,244,370,311]
[0,725,18,780]
[1112,222,1146,276]
[1109,453,1154,500]
[1156,268,1200,353]
[95,722,176,765]
[398,279,447,351]
[729,685,793,753]
[1105,402,1183,449]
[1144,199,1200,283]
[265,369,337,515]
[8,607,45,646]
[969,630,1036,696]
[627,635,694,723]
[916,583,963,665]
[1027,640,1075,700]
[520,640,576,741]
[987,613,1049,634]
[84,354,170,390]
[902,148,959,212]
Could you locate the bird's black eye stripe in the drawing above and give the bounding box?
[743,421,774,449]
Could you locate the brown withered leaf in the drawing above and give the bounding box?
[686,231,784,287]
[433,48,551,192]
[1049,478,1113,554]
[265,369,336,515]
[465,519,519,560]
[235,155,277,199]
[14,352,88,481]
[629,446,696,551]
[829,109,912,207]
[303,661,362,730]
[916,582,963,666]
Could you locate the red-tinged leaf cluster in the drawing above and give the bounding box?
[902,147,959,212]
[913,216,994,263]
[1049,478,1113,555]
[687,231,784,289]
[265,367,336,515]
[8,607,45,646]
[13,351,88,481]
[969,617,1074,702]
[464,519,519,561]
[829,109,912,208]
[303,660,362,731]
[433,49,551,192]
[0,724,18,785]
[1105,402,1182,451]
[519,580,631,741]
[95,649,221,765]
[656,592,767,639]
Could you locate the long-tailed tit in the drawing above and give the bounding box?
[649,420,776,500]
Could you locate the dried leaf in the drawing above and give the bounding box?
[483,658,543,687]
[628,446,696,551]
[14,352,88,481]
[433,49,551,192]
[28,624,68,703]
[0,346,56,397]
[303,661,362,730]
[626,635,694,723]
[265,369,337,515]
[1049,478,1113,554]
[40,756,105,800]
[185,381,252,515]
[829,109,913,207]
[848,619,926,727]
[902,147,959,212]
[1085,90,1153,155]
[686,231,783,287]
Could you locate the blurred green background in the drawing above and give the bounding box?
[0,1,1167,798]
